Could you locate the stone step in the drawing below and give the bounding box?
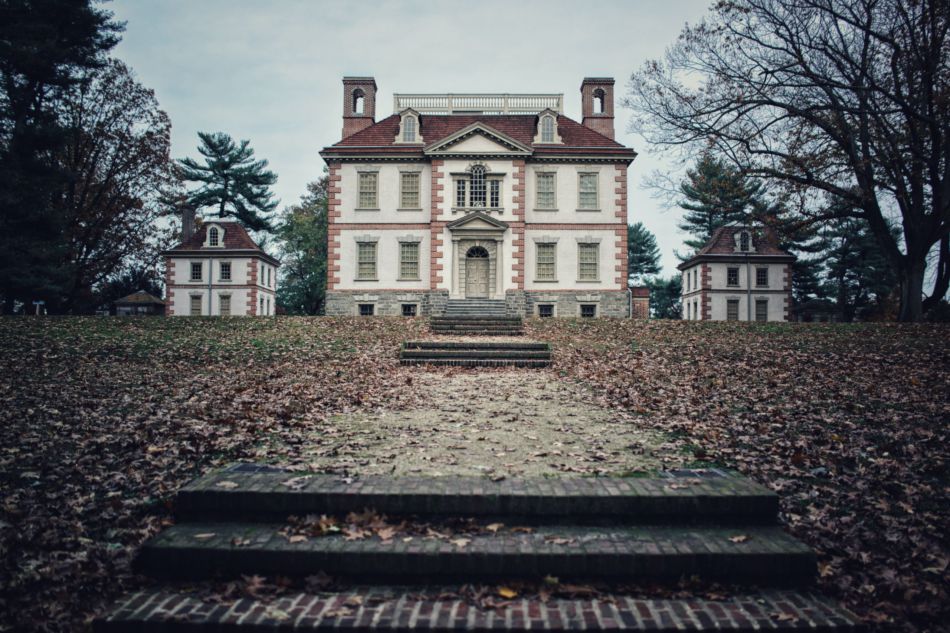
[174,470,780,524]
[136,523,816,584]
[95,589,864,632]
[432,317,522,323]
[405,341,549,350]
[402,350,550,360]
[430,330,525,336]
[401,358,549,367]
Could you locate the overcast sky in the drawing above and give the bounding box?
[110,0,712,277]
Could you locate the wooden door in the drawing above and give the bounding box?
[466,258,489,298]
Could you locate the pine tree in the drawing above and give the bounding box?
[177,132,277,232]
[647,275,682,319]
[677,154,762,256]
[627,222,661,283]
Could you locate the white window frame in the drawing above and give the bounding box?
[577,243,600,281]
[356,241,378,280]
[540,115,555,143]
[219,261,231,282]
[535,242,557,281]
[755,298,769,322]
[357,171,379,210]
[726,298,740,321]
[219,294,231,316]
[189,294,202,316]
[399,171,421,209]
[727,267,740,287]
[535,172,557,210]
[190,261,203,282]
[756,267,769,287]
[577,172,599,210]
[398,241,420,280]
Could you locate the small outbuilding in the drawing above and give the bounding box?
[114,290,165,316]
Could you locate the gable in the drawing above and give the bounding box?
[447,211,510,232]
[445,134,515,154]
[425,123,533,157]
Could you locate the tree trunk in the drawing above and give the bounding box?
[897,258,926,322]
[922,234,949,314]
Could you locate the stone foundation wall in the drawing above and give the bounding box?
[326,291,434,317]
[524,290,629,318]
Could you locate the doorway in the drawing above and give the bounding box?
[465,246,489,298]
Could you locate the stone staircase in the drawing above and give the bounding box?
[400,341,551,367]
[431,299,524,336]
[95,465,864,631]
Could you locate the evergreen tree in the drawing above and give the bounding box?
[0,0,122,312]
[819,217,899,322]
[627,222,661,283]
[677,154,762,256]
[276,175,328,315]
[177,132,277,232]
[647,275,682,319]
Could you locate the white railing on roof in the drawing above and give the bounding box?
[393,93,563,115]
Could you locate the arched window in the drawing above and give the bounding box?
[541,115,555,143]
[739,231,751,252]
[470,165,486,207]
[593,88,605,114]
[208,226,219,246]
[403,116,415,142]
[352,88,365,115]
[466,246,489,258]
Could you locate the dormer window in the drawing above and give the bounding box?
[534,110,561,144]
[739,231,751,252]
[541,116,555,143]
[204,224,224,247]
[396,110,422,144]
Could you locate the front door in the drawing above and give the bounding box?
[465,255,489,298]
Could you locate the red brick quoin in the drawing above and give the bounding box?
[246,260,258,316]
[164,261,175,316]
[326,164,342,290]
[512,159,526,289]
[430,160,445,289]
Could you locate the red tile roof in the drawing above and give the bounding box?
[168,221,265,253]
[679,225,795,268]
[322,114,635,157]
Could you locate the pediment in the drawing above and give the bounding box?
[447,211,510,232]
[425,123,533,156]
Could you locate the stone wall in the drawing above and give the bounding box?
[524,290,629,318]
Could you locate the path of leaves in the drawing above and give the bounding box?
[0,317,947,632]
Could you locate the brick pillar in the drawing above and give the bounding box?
[327,164,342,290]
[511,160,526,289]
[614,164,629,289]
[783,263,792,321]
[164,259,175,316]
[701,263,712,320]
[247,260,258,316]
[430,160,445,289]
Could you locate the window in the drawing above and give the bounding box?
[755,299,768,322]
[400,172,420,208]
[358,303,374,317]
[266,267,271,287]
[358,172,378,208]
[470,165,486,207]
[489,180,500,208]
[190,295,202,316]
[403,116,415,142]
[352,88,364,115]
[756,267,768,287]
[578,243,599,281]
[727,267,740,287]
[266,297,271,315]
[593,88,606,114]
[580,304,597,318]
[455,179,466,207]
[190,262,202,281]
[578,173,598,209]
[399,242,420,280]
[220,295,231,316]
[536,173,556,209]
[685,272,690,292]
[401,304,417,317]
[695,301,700,320]
[259,297,264,314]
[208,227,219,246]
[538,304,554,318]
[535,243,556,280]
[220,262,231,281]
[739,231,751,252]
[540,115,555,143]
[693,269,698,290]
[727,299,740,321]
[357,242,377,280]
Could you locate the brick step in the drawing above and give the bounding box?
[175,470,779,524]
[401,358,550,367]
[405,341,549,350]
[402,350,551,360]
[95,589,864,632]
[136,524,816,584]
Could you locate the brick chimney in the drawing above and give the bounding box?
[580,77,615,140]
[342,76,377,139]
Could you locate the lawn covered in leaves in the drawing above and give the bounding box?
[0,316,947,632]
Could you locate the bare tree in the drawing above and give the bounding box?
[625,0,949,320]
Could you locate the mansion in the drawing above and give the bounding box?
[319,76,637,317]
